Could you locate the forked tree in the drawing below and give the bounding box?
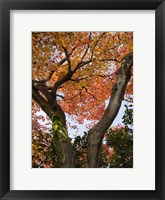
[32,32,133,168]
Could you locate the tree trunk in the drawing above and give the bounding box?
[32,87,75,167]
[51,112,75,167]
[87,53,133,168]
[32,52,133,168]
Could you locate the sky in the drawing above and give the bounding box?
[66,100,129,138]
[36,99,130,138]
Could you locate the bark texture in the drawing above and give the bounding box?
[32,49,133,168]
[87,53,133,168]
[32,82,75,168]
[51,114,75,168]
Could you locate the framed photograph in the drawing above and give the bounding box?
[0,0,165,199]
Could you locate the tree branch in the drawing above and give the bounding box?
[81,32,91,61]
[34,47,76,84]
[65,91,82,101]
[98,58,120,63]
[73,60,92,72]
[56,94,65,99]
[32,84,51,115]
[82,86,98,101]
[51,70,73,96]
[70,76,88,82]
[62,46,72,71]
[87,52,133,168]
[51,59,92,97]
[98,74,112,80]
[32,80,52,102]
[90,32,105,59]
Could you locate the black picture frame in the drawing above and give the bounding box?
[0,0,165,199]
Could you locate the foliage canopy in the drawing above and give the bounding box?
[32,32,133,168]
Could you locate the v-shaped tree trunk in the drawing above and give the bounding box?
[32,52,133,168]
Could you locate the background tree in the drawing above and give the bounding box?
[101,104,133,168]
[32,32,133,168]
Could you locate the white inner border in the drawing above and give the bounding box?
[10,10,155,190]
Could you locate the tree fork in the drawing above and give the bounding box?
[87,53,133,168]
[32,88,75,167]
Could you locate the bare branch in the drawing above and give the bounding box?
[81,32,91,61]
[56,94,65,99]
[98,58,120,63]
[82,86,98,101]
[98,74,112,80]
[32,80,52,102]
[51,70,73,96]
[32,84,50,114]
[51,59,92,97]
[90,32,105,59]
[70,76,88,82]
[34,47,76,84]
[62,46,72,71]
[65,91,82,101]
[74,60,92,72]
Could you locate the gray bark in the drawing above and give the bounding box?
[32,52,133,168]
[32,84,75,168]
[87,53,133,168]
